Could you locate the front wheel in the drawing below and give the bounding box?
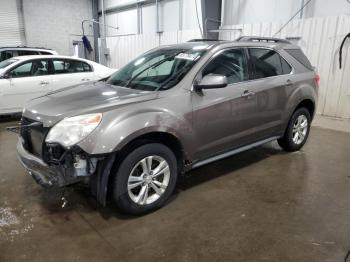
[112,143,178,215]
[278,107,311,152]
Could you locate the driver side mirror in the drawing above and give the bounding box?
[194,74,227,91]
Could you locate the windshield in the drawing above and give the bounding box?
[0,58,18,69]
[106,47,207,91]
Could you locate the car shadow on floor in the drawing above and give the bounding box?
[36,141,286,220]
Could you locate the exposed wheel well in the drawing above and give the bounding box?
[295,99,315,120]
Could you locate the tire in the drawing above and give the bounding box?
[278,107,311,152]
[112,143,178,215]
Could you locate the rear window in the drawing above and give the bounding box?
[285,49,313,70]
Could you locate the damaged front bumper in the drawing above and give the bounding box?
[16,139,91,188]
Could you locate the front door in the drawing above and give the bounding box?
[0,59,51,113]
[192,48,259,160]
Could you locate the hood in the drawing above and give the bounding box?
[23,81,158,126]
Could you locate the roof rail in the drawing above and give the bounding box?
[236,36,291,44]
[0,46,53,50]
[187,39,221,42]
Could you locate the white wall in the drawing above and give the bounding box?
[23,0,94,55]
[99,0,202,35]
[222,0,350,25]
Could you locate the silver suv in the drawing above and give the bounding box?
[0,46,57,62]
[16,37,318,215]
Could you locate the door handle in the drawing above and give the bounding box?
[241,90,255,98]
[39,81,49,85]
[81,78,90,81]
[285,79,293,87]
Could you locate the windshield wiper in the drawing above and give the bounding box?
[123,50,185,88]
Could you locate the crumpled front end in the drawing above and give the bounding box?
[16,117,99,188]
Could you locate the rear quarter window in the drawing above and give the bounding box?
[285,49,313,70]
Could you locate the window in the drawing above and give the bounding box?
[285,49,313,70]
[0,51,14,62]
[9,60,48,78]
[132,56,174,78]
[0,58,18,69]
[18,50,39,56]
[53,59,92,74]
[39,51,53,55]
[202,48,248,84]
[107,47,207,91]
[281,57,292,74]
[249,48,291,79]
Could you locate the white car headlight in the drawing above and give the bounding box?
[46,113,102,148]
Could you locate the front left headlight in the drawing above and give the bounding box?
[45,113,102,148]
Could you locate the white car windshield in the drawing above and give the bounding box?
[0,59,18,69]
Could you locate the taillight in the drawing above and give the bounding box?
[314,74,320,87]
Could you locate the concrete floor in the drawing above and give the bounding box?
[0,117,350,262]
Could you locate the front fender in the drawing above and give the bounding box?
[78,109,194,156]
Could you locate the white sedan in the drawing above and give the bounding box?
[0,55,117,115]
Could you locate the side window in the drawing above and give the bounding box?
[82,62,92,72]
[0,51,14,62]
[281,57,292,74]
[249,48,285,78]
[53,60,91,74]
[53,59,67,74]
[18,50,39,56]
[9,60,48,78]
[40,51,53,55]
[67,60,84,73]
[202,48,248,84]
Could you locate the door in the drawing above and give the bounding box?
[50,59,94,91]
[246,48,292,137]
[0,59,51,113]
[192,48,258,160]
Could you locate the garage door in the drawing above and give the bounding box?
[0,0,24,46]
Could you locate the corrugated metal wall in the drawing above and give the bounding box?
[220,15,350,119]
[0,0,24,46]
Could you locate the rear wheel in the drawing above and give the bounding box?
[278,107,311,152]
[112,143,178,215]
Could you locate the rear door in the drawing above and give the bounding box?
[246,47,293,137]
[50,59,94,91]
[0,59,51,113]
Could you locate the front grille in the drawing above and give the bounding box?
[20,117,49,159]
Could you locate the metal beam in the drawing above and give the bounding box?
[92,0,100,62]
[97,0,166,15]
[201,0,222,40]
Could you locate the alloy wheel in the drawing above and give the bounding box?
[127,155,170,205]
